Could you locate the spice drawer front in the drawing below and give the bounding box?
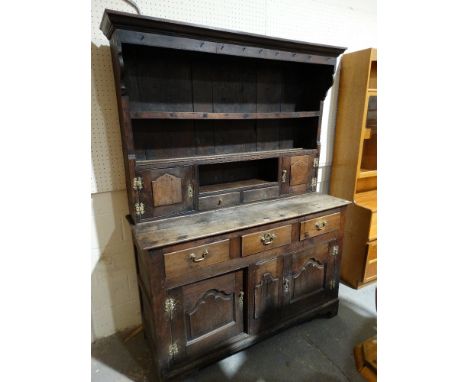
[300,212,341,240]
[198,192,241,211]
[164,239,230,280]
[241,224,292,257]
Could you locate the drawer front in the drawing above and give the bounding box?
[164,239,230,279]
[198,192,240,211]
[366,241,377,262]
[369,212,377,240]
[300,212,341,240]
[242,225,292,257]
[243,186,280,203]
[363,241,377,282]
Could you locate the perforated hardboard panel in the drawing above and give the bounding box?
[91,0,376,193]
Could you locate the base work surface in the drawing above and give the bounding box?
[92,282,376,382]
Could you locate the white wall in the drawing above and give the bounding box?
[91,0,377,341]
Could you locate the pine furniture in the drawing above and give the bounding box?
[330,48,377,288]
[100,9,350,380]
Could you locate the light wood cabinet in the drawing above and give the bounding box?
[330,48,377,288]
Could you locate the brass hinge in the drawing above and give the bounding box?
[135,202,145,216]
[331,245,339,256]
[133,177,143,191]
[165,298,176,320]
[168,343,178,357]
[329,279,336,290]
[313,158,319,168]
[311,177,317,188]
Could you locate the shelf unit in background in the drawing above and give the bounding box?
[330,48,377,288]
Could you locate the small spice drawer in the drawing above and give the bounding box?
[241,224,292,257]
[300,212,341,240]
[164,239,230,279]
[198,192,240,211]
[243,186,280,203]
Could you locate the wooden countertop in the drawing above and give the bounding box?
[133,193,350,250]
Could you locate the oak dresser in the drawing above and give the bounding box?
[100,9,350,380]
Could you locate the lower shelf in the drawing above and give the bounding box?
[199,179,277,195]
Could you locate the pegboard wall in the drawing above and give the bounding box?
[91,0,377,194]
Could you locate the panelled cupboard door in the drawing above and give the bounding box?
[168,271,245,364]
[283,238,338,316]
[136,166,195,220]
[280,154,317,195]
[249,256,284,334]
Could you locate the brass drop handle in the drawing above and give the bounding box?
[315,220,327,230]
[281,169,287,183]
[260,232,277,245]
[189,249,208,263]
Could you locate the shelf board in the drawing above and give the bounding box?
[354,190,377,212]
[200,179,277,195]
[358,169,377,179]
[135,148,317,168]
[129,111,321,120]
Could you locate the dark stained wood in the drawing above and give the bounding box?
[136,148,317,169]
[241,224,292,257]
[198,192,241,211]
[152,173,182,207]
[129,111,321,119]
[199,179,276,194]
[100,10,348,381]
[134,193,349,250]
[242,185,280,203]
[250,256,284,333]
[290,155,311,186]
[300,212,341,240]
[164,239,230,280]
[169,271,244,362]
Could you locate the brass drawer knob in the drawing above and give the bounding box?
[260,232,277,245]
[315,220,327,230]
[189,249,208,263]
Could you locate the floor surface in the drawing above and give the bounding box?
[92,282,377,382]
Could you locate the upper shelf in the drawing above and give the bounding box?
[129,111,321,120]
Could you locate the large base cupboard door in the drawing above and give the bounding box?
[283,239,338,317]
[167,271,245,364]
[248,256,284,334]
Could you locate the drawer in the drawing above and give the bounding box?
[300,212,341,240]
[242,225,292,257]
[366,241,377,262]
[363,241,377,282]
[198,192,240,211]
[243,186,280,203]
[363,259,377,282]
[164,239,230,279]
[369,212,377,240]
